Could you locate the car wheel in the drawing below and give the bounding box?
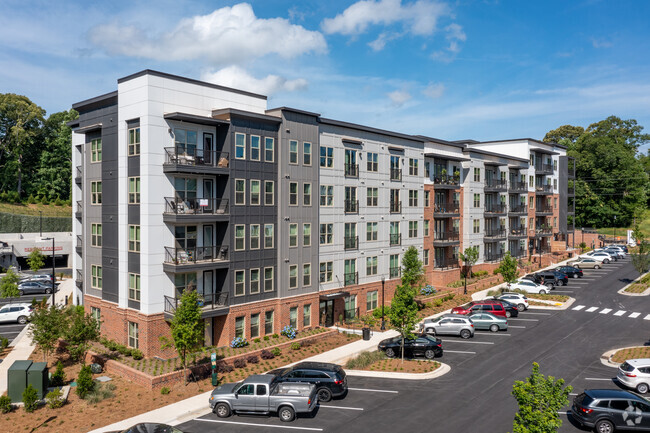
[426,328,436,336]
[490,324,499,332]
[317,387,332,402]
[595,265,601,269]
[572,273,578,278]
[547,284,554,290]
[539,289,547,295]
[279,406,296,422]
[637,383,649,394]
[45,288,52,294]
[460,329,471,339]
[505,310,512,318]
[424,349,436,359]
[18,290,24,296]
[385,348,396,358]
[604,259,610,264]
[214,402,231,418]
[17,316,27,324]
[517,304,525,312]
[595,419,614,433]
[562,281,567,286]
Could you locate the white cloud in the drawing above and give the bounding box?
[423,82,445,98]
[591,37,613,48]
[89,3,327,65]
[431,23,466,61]
[201,66,308,96]
[388,90,412,106]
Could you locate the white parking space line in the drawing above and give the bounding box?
[585,378,613,381]
[573,305,586,310]
[347,388,399,394]
[629,312,641,318]
[522,312,551,315]
[444,350,476,354]
[554,290,573,293]
[195,419,324,431]
[475,333,511,336]
[586,307,599,312]
[440,339,494,345]
[557,411,570,415]
[509,318,539,322]
[614,310,627,316]
[319,405,364,411]
[599,308,612,314]
[644,314,650,321]
[508,325,527,328]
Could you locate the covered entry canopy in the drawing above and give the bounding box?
[319,291,350,301]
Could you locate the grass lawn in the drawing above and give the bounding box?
[597,209,650,237]
[0,202,72,217]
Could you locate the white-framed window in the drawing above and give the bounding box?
[91,223,102,247]
[366,256,378,275]
[264,137,274,162]
[320,261,333,283]
[553,179,558,190]
[409,221,418,238]
[235,133,246,159]
[289,182,298,206]
[128,225,140,252]
[303,183,311,206]
[91,138,102,162]
[529,175,534,187]
[474,193,480,208]
[474,168,480,182]
[91,265,102,289]
[320,185,334,206]
[320,146,333,168]
[91,181,102,204]
[289,264,298,289]
[91,307,101,329]
[250,313,260,339]
[250,180,260,205]
[265,310,274,335]
[473,219,480,233]
[250,135,260,161]
[424,220,431,237]
[303,142,312,166]
[289,223,298,247]
[289,140,298,164]
[320,223,333,245]
[424,191,430,207]
[303,304,311,327]
[264,224,274,248]
[366,222,378,241]
[250,224,260,250]
[303,263,311,286]
[409,190,418,207]
[423,249,429,266]
[128,321,139,348]
[235,225,245,251]
[235,179,245,205]
[289,307,298,328]
[234,270,245,296]
[409,158,418,176]
[250,268,260,294]
[367,152,378,172]
[235,316,245,338]
[128,177,140,204]
[367,187,378,207]
[128,273,141,301]
[264,267,274,292]
[128,127,140,156]
[366,291,378,311]
[303,223,311,246]
[265,180,274,205]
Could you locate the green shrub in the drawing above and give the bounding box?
[22,385,38,412]
[263,336,270,341]
[85,382,115,404]
[27,194,36,204]
[290,342,301,350]
[131,349,144,360]
[50,361,66,387]
[0,336,8,350]
[160,387,170,395]
[271,333,279,339]
[0,192,7,202]
[0,395,12,413]
[253,338,261,343]
[345,350,386,369]
[271,347,281,357]
[45,388,64,409]
[54,197,64,206]
[76,365,95,399]
[433,299,443,307]
[40,195,49,205]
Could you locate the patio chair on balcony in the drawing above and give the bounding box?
[219,246,228,260]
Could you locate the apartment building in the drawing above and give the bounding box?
[71,70,574,357]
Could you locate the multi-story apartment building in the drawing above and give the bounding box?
[71,70,574,356]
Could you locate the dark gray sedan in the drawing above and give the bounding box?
[468,313,508,332]
[17,281,57,296]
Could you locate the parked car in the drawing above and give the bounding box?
[209,374,318,422]
[618,359,650,394]
[468,312,508,332]
[0,303,33,324]
[17,280,57,296]
[420,314,475,339]
[267,362,347,402]
[610,244,628,253]
[581,251,613,263]
[20,274,53,282]
[554,265,583,279]
[377,334,443,359]
[495,292,529,311]
[572,389,650,432]
[110,423,185,433]
[451,300,517,318]
[569,257,603,269]
[604,248,625,259]
[509,279,553,294]
[522,273,557,288]
[487,297,523,316]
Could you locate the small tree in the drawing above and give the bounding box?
[401,246,425,290]
[460,246,479,294]
[64,306,100,364]
[631,224,650,274]
[495,252,519,288]
[76,365,94,398]
[28,303,66,362]
[0,269,20,301]
[511,362,572,433]
[387,284,419,364]
[26,248,45,273]
[161,289,204,384]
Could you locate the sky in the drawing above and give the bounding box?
[2,0,650,152]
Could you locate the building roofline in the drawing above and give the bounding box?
[473,137,567,150]
[212,108,282,124]
[319,117,424,144]
[414,135,466,148]
[71,91,118,111]
[463,146,530,163]
[266,106,321,118]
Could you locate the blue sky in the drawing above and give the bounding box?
[2,0,649,152]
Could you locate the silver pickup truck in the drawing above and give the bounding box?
[209,374,318,422]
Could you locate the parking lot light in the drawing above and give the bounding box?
[380,276,386,331]
[43,237,56,305]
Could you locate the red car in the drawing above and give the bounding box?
[451,300,509,318]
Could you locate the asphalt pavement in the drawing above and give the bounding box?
[0,294,49,344]
[176,256,645,433]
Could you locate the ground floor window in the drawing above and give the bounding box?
[128,322,139,349]
[289,307,298,328]
[303,304,311,327]
[366,291,378,311]
[235,316,245,339]
[344,295,357,320]
[264,310,274,335]
[91,307,101,329]
[250,313,260,339]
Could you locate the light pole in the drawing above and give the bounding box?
[43,237,56,305]
[380,276,386,331]
[39,211,42,237]
[538,235,542,269]
[614,215,617,241]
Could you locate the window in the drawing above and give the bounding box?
[303,304,311,327]
[409,221,418,238]
[289,182,298,205]
[265,310,274,334]
[474,168,480,182]
[91,265,102,289]
[409,158,418,175]
[474,193,480,208]
[250,224,260,250]
[289,307,298,328]
[175,128,196,156]
[91,138,102,162]
[303,183,312,206]
[128,322,139,348]
[289,265,298,289]
[344,295,356,320]
[320,223,333,245]
[91,223,102,247]
[264,267,274,291]
[554,217,557,228]
[367,222,378,241]
[289,223,298,247]
[366,291,378,311]
[235,316,245,338]
[529,175,534,187]
[529,218,534,229]
[473,220,480,234]
[409,190,418,207]
[529,196,534,209]
[320,146,333,167]
[367,152,378,172]
[366,256,378,275]
[91,307,101,329]
[235,133,245,159]
[128,273,141,301]
[289,140,298,164]
[320,261,333,283]
[264,137,274,162]
[234,270,245,296]
[303,142,312,165]
[553,179,557,190]
[303,223,311,246]
[320,185,334,206]
[91,181,102,204]
[367,187,378,206]
[128,127,140,156]
[250,313,260,339]
[250,269,260,294]
[423,249,429,266]
[250,135,260,161]
[128,225,140,252]
[390,254,399,277]
[303,263,311,286]
[235,225,245,251]
[424,220,430,237]
[425,191,430,207]
[425,161,431,178]
[128,177,140,204]
[553,159,558,171]
[250,180,260,205]
[235,179,245,205]
[264,224,274,248]
[264,181,274,205]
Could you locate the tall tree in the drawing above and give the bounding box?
[460,246,479,294]
[401,246,425,290]
[28,302,66,363]
[27,248,44,272]
[387,283,419,364]
[543,125,584,145]
[495,251,519,288]
[0,269,20,302]
[63,306,100,364]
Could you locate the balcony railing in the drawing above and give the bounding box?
[568,202,575,213]
[433,174,460,187]
[344,272,358,286]
[536,205,553,214]
[75,166,82,184]
[484,228,507,238]
[344,199,359,214]
[434,260,460,270]
[434,231,460,241]
[509,249,527,258]
[75,269,83,286]
[509,205,527,214]
[76,235,82,253]
[485,252,504,262]
[389,266,401,279]
[535,227,553,235]
[509,227,527,237]
[390,168,402,181]
[434,202,460,215]
[164,245,228,265]
[390,200,402,214]
[164,147,229,169]
[164,292,229,315]
[535,184,553,193]
[509,181,527,192]
[567,186,575,195]
[75,200,82,219]
[344,164,359,178]
[567,223,575,231]
[485,203,507,214]
[344,236,358,250]
[535,163,554,174]
[164,197,229,215]
[485,179,508,191]
[390,233,401,246]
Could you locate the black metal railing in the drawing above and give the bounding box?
[164,245,228,264]
[568,202,575,213]
[164,147,229,168]
[390,168,402,181]
[434,231,460,241]
[485,203,507,214]
[485,228,506,238]
[535,227,553,235]
[485,252,504,262]
[390,200,402,214]
[433,174,460,186]
[567,223,575,231]
[509,204,527,213]
[567,186,575,195]
[344,164,359,178]
[76,235,82,252]
[509,181,527,192]
[344,236,358,250]
[509,249,527,258]
[536,205,553,214]
[434,202,460,214]
[509,227,527,236]
[75,201,82,219]
[390,233,401,246]
[75,269,82,283]
[389,267,401,278]
[75,166,82,183]
[344,199,359,214]
[434,260,460,270]
[344,272,358,286]
[164,292,229,315]
[485,179,507,191]
[535,163,554,174]
[535,184,553,193]
[164,197,229,215]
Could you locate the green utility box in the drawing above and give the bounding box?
[27,362,49,399]
[7,360,32,402]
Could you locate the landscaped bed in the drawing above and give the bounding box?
[345,350,440,374]
[611,346,650,364]
[526,293,570,302]
[624,273,650,293]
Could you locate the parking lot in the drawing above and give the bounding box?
[0,294,49,344]
[177,256,645,433]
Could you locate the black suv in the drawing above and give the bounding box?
[522,272,557,288]
[572,389,650,432]
[267,362,347,402]
[555,265,583,279]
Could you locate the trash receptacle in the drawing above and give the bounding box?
[362,327,371,341]
[7,360,32,403]
[27,362,49,400]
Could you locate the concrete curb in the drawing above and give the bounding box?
[346,362,450,380]
[617,272,650,296]
[599,347,633,368]
[527,297,576,310]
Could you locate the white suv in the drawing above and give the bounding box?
[509,279,552,294]
[495,293,529,311]
[0,303,33,324]
[618,359,650,394]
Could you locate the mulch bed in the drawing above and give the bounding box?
[611,347,650,364]
[526,294,570,302]
[358,358,440,374]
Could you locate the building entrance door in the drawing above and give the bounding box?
[319,300,334,327]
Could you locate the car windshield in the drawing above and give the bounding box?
[620,362,635,372]
[459,303,472,310]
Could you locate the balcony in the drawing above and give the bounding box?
[485,252,504,262]
[484,228,507,239]
[344,272,358,286]
[344,163,359,178]
[389,266,401,279]
[163,147,229,174]
[567,186,575,196]
[390,168,402,181]
[344,199,359,214]
[75,200,82,220]
[164,292,229,320]
[434,259,460,270]
[75,269,82,288]
[433,174,461,189]
[433,231,460,246]
[509,181,527,193]
[344,236,358,250]
[535,205,553,215]
[433,202,460,217]
[390,200,402,214]
[390,233,402,246]
[534,227,553,237]
[485,203,507,215]
[535,163,554,174]
[568,202,575,213]
[164,197,229,223]
[508,205,527,215]
[567,223,575,232]
[76,235,82,254]
[508,227,528,238]
[568,157,576,179]
[509,248,527,258]
[535,184,553,195]
[485,179,508,192]
[163,245,229,272]
[74,166,82,185]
